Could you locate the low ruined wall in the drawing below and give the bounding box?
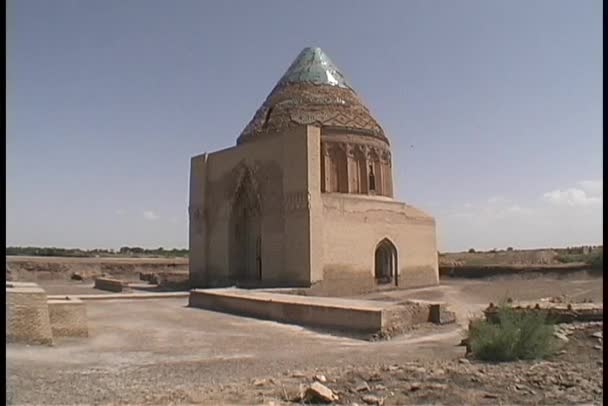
[157,273,190,290]
[189,289,384,333]
[382,302,431,330]
[48,299,88,337]
[6,282,53,345]
[94,277,125,292]
[140,272,190,290]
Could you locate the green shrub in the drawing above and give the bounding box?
[467,305,557,362]
[589,251,603,269]
[468,248,476,253]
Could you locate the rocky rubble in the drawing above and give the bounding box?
[233,322,603,405]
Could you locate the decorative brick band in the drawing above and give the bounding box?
[284,191,311,212]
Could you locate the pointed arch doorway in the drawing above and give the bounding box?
[374,238,398,286]
[229,170,262,284]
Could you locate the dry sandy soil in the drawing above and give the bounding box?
[6,273,603,405]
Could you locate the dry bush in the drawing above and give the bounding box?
[468,305,557,362]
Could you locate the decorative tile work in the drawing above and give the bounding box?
[237,48,388,145]
[277,47,352,89]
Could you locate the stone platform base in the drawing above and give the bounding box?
[189,288,451,334]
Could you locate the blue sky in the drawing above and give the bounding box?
[7,0,602,251]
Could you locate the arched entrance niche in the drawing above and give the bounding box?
[374,238,398,285]
[229,168,262,283]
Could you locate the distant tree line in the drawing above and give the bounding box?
[460,245,603,269]
[6,246,189,258]
[463,245,603,255]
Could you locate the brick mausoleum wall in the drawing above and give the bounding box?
[308,268,376,296]
[321,194,439,290]
[6,282,53,345]
[48,299,88,337]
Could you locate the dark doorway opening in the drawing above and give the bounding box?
[229,172,262,284]
[374,238,398,285]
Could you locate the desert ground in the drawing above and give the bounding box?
[6,270,603,405]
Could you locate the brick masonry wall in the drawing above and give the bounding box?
[321,194,439,290]
[308,268,376,296]
[6,285,53,345]
[48,299,88,337]
[94,277,125,292]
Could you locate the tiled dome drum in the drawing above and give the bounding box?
[238,47,393,198]
[237,47,388,145]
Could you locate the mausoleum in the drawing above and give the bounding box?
[189,47,439,294]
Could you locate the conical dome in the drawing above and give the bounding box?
[237,47,388,145]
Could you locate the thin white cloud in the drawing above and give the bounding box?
[143,210,160,221]
[543,188,602,207]
[435,179,602,251]
[578,179,603,196]
[115,209,126,216]
[487,196,506,204]
[506,205,528,213]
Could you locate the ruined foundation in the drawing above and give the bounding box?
[189,288,452,335]
[94,277,126,292]
[48,298,88,337]
[6,282,54,345]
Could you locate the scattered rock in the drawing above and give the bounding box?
[361,394,383,405]
[593,345,602,350]
[374,384,387,391]
[303,382,338,404]
[367,372,383,382]
[385,365,400,372]
[252,378,267,387]
[314,374,327,383]
[431,368,446,377]
[291,371,306,378]
[483,392,499,399]
[70,273,83,281]
[554,332,569,342]
[355,381,371,392]
[458,358,471,364]
[408,382,422,392]
[591,332,602,339]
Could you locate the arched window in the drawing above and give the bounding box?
[353,148,367,194]
[368,164,376,192]
[328,145,348,193]
[368,149,383,195]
